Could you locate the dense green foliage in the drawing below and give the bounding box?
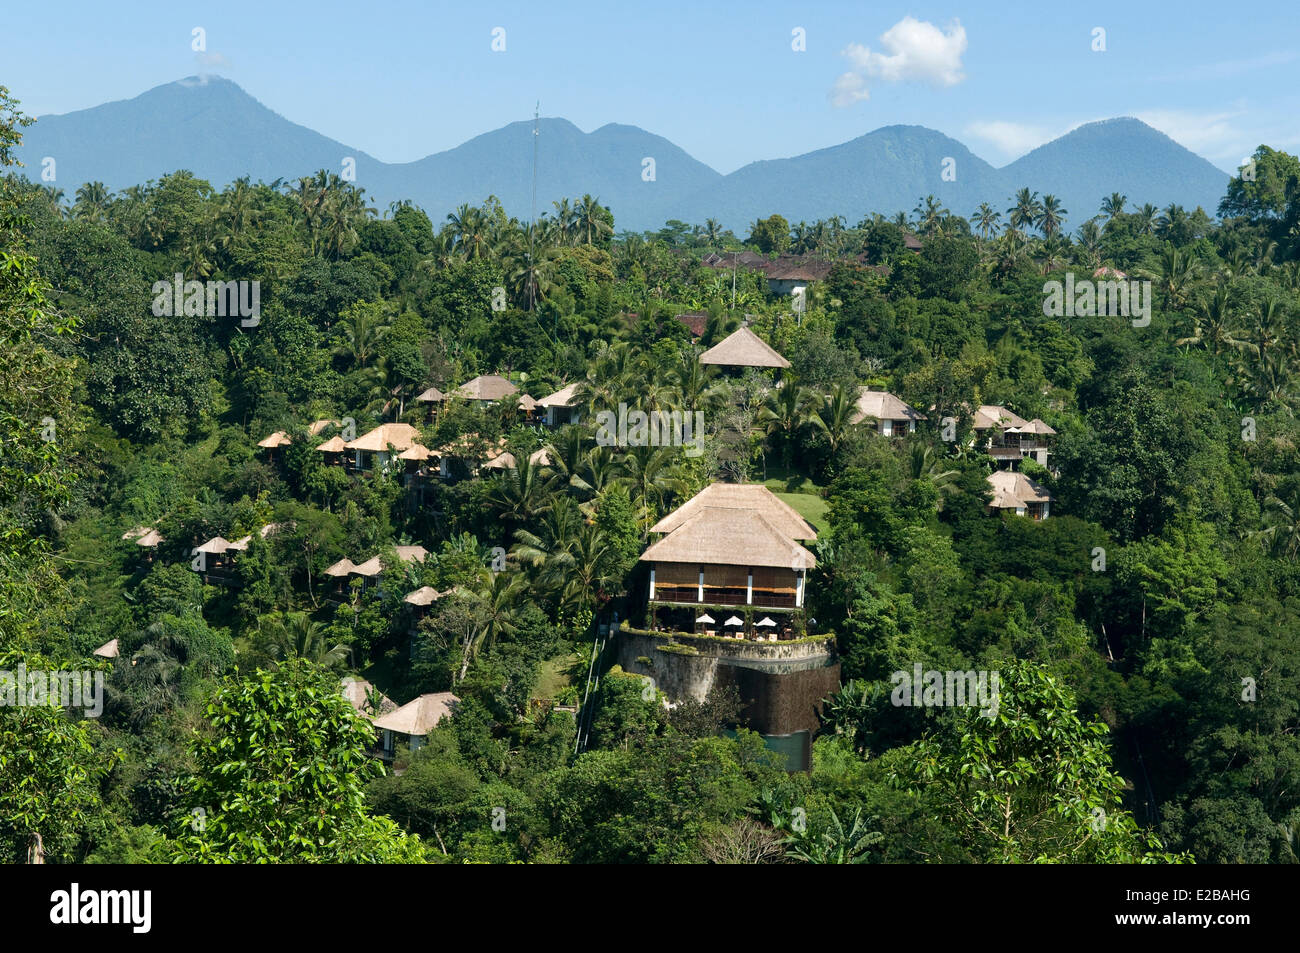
[4,82,1300,863]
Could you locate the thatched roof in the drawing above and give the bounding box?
[699,326,791,369]
[529,447,551,467]
[92,638,119,659]
[987,470,1054,508]
[518,394,538,411]
[134,529,164,547]
[350,556,383,577]
[403,585,446,607]
[341,677,396,720]
[650,483,815,540]
[259,420,335,448]
[642,506,816,570]
[395,545,429,564]
[324,558,358,578]
[121,526,151,541]
[453,374,517,401]
[315,435,347,453]
[482,450,517,470]
[852,388,925,425]
[345,423,420,453]
[333,545,428,579]
[194,536,234,555]
[537,382,580,408]
[1018,418,1057,436]
[973,405,1029,430]
[416,386,446,403]
[398,444,433,461]
[372,692,460,737]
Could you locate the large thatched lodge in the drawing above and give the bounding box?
[617,482,839,769]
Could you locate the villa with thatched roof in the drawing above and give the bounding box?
[323,545,429,594]
[616,482,840,762]
[987,470,1053,520]
[852,389,925,436]
[972,405,1057,469]
[372,692,460,756]
[344,422,421,472]
[641,483,817,635]
[537,382,582,427]
[341,676,397,722]
[452,374,518,405]
[698,326,791,371]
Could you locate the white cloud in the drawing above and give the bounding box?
[830,17,967,107]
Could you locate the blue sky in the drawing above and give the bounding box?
[3,0,1297,174]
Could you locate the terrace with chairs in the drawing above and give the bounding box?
[638,482,815,636]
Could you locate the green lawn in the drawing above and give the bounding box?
[534,652,580,701]
[771,489,829,532]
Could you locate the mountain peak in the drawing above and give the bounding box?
[16,80,1230,230]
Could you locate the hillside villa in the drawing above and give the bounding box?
[616,481,839,764]
[372,691,460,757]
[537,382,582,427]
[972,404,1057,469]
[986,470,1053,520]
[698,326,790,374]
[852,388,925,436]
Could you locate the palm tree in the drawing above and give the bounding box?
[1075,219,1103,267]
[263,613,350,670]
[913,195,950,237]
[1006,188,1043,236]
[671,351,723,414]
[41,185,67,219]
[907,444,960,510]
[1259,486,1300,559]
[335,305,386,368]
[1176,286,1245,358]
[703,218,724,246]
[1151,242,1202,311]
[1099,192,1127,223]
[551,198,575,244]
[446,204,491,259]
[1034,233,1070,275]
[758,383,811,468]
[73,181,113,222]
[219,176,260,252]
[619,444,680,532]
[1036,195,1067,237]
[1156,203,1188,240]
[972,202,1002,240]
[812,383,857,459]
[575,194,612,245]
[1136,203,1160,236]
[489,453,560,527]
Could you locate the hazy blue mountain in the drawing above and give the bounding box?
[999,118,1229,223]
[13,77,1231,233]
[14,77,721,230]
[369,118,723,230]
[14,77,385,195]
[665,125,1004,231]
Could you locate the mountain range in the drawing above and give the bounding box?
[13,77,1230,233]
